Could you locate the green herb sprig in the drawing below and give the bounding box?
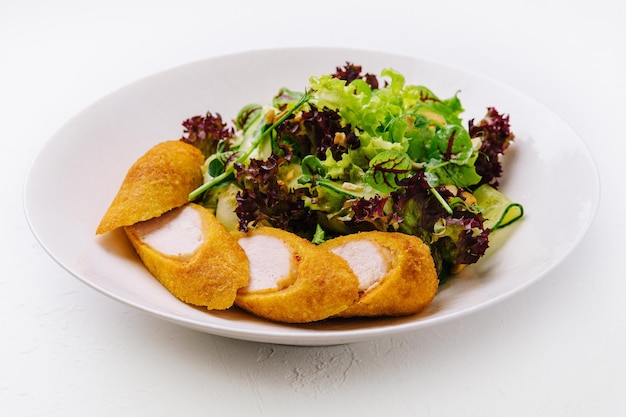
[188,90,310,201]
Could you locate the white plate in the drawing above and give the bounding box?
[24,47,600,346]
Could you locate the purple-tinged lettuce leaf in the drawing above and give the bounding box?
[180,112,235,158]
[469,107,515,189]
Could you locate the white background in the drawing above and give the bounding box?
[1,0,624,416]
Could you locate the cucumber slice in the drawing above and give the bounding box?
[473,184,524,231]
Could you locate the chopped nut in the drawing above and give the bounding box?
[461,190,477,206]
[444,184,459,195]
[265,109,276,125]
[333,132,347,147]
[342,182,363,191]
[273,110,288,124]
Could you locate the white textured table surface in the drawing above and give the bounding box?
[2,1,624,416]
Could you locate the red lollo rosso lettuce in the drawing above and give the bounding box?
[180,111,235,158]
[391,171,490,276]
[233,150,318,238]
[323,195,403,236]
[275,105,360,161]
[332,62,381,90]
[349,195,403,232]
[469,107,515,189]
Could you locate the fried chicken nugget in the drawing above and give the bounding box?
[124,203,249,310]
[233,227,359,323]
[321,231,439,318]
[96,140,204,235]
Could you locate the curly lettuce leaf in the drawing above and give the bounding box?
[469,107,516,188]
[180,112,235,158]
[185,63,522,279]
[392,172,490,275]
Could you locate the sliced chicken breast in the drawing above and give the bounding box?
[321,231,439,317]
[125,203,249,310]
[234,227,359,323]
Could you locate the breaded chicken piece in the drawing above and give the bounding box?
[321,231,438,317]
[124,203,249,310]
[96,140,204,235]
[233,227,359,323]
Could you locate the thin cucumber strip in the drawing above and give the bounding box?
[473,184,524,231]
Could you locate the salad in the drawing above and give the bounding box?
[181,63,523,278]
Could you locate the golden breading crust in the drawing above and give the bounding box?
[96,140,204,235]
[233,227,360,323]
[124,204,249,310]
[321,231,439,318]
